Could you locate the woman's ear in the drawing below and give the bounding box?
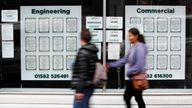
[135,35,139,41]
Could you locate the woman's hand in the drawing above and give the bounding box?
[75,93,84,101]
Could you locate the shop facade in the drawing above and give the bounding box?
[0,0,192,90]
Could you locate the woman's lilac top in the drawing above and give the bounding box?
[109,42,147,77]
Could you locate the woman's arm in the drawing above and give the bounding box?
[108,55,129,68]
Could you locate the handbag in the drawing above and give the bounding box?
[132,72,149,91]
[93,62,107,87]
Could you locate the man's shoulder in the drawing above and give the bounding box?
[78,48,89,56]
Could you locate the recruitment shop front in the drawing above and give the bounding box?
[0,0,192,90]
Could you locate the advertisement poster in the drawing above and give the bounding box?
[1,10,18,22]
[125,6,185,80]
[108,43,120,60]
[106,30,123,43]
[1,24,14,40]
[86,17,103,29]
[21,6,81,80]
[2,41,14,58]
[106,17,123,29]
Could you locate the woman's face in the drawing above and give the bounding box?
[128,32,138,44]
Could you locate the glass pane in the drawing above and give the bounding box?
[0,0,192,90]
[106,0,125,89]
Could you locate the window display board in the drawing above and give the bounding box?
[125,6,185,80]
[21,6,81,80]
[86,16,103,60]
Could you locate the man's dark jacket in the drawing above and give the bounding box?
[72,43,98,93]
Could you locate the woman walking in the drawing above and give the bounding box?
[105,28,147,108]
[72,29,98,108]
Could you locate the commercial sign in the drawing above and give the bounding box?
[125,6,185,80]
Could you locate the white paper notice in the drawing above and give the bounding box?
[106,17,123,29]
[157,55,168,70]
[170,18,181,32]
[53,55,64,70]
[53,18,64,33]
[66,55,76,70]
[1,10,18,22]
[86,17,103,29]
[53,36,64,51]
[39,55,50,70]
[108,43,120,60]
[130,17,141,24]
[25,55,36,70]
[157,18,168,32]
[25,37,36,52]
[25,18,36,33]
[106,30,123,43]
[157,36,168,51]
[170,55,181,69]
[145,36,154,51]
[94,43,102,59]
[2,41,14,58]
[143,18,154,32]
[66,17,77,33]
[171,36,181,51]
[39,18,49,33]
[1,24,14,40]
[146,55,154,70]
[90,30,103,42]
[66,37,77,51]
[39,37,50,52]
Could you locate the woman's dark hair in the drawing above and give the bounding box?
[81,29,92,43]
[128,28,145,44]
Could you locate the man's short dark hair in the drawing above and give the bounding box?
[81,29,91,43]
